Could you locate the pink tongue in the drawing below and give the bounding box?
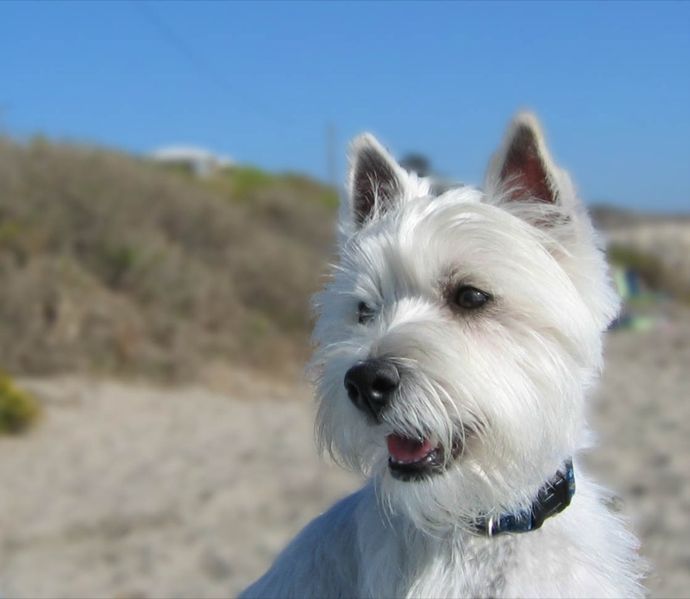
[386,434,435,462]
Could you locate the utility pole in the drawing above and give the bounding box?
[326,122,337,190]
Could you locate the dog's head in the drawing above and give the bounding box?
[310,113,619,531]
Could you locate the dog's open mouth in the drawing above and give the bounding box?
[386,434,462,481]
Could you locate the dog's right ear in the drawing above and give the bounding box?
[346,134,406,229]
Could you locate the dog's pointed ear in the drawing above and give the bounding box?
[485,112,577,222]
[346,134,406,228]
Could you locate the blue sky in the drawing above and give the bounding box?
[2,1,689,212]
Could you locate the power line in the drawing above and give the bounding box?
[132,1,294,128]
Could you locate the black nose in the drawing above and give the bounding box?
[344,359,400,420]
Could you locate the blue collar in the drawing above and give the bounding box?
[473,459,575,537]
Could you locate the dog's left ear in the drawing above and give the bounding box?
[346,134,406,229]
[485,112,580,227]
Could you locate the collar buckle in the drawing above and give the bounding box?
[473,459,576,537]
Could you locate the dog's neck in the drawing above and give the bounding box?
[472,459,576,537]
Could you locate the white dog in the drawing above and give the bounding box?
[242,113,644,598]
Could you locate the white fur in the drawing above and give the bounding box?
[242,113,644,598]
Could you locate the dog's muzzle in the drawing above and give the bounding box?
[345,359,465,482]
[344,359,400,421]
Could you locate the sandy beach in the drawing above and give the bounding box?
[0,312,688,598]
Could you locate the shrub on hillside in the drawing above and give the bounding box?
[0,371,40,434]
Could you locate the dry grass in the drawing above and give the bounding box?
[0,137,337,380]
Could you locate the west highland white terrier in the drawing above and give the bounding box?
[242,113,644,598]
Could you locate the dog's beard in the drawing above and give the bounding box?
[375,392,553,535]
[314,359,506,532]
[366,385,523,533]
[312,325,589,533]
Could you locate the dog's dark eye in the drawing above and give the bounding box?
[454,286,491,310]
[357,301,375,324]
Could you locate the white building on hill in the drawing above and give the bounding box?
[149,145,234,177]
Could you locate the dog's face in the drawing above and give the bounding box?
[311,114,619,530]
